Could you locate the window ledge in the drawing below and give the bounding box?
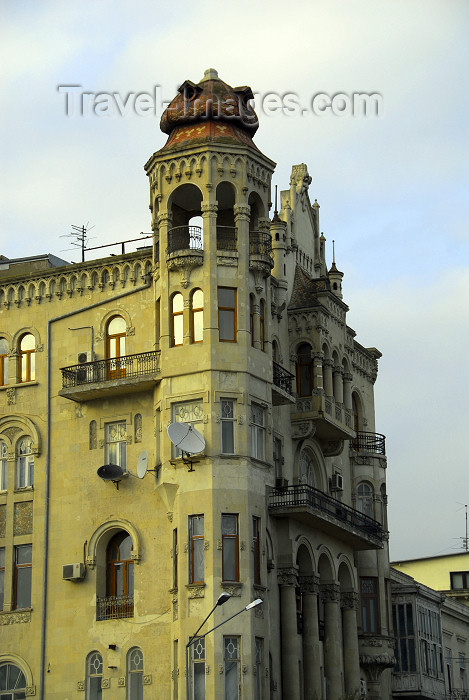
[0,608,32,625]
[14,487,34,495]
[251,458,271,470]
[221,581,243,596]
[186,583,206,599]
[8,381,39,389]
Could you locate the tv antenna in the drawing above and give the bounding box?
[167,422,205,471]
[61,222,95,262]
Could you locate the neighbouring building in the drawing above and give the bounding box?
[391,567,469,699]
[392,553,469,607]
[0,69,394,699]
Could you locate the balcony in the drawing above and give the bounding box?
[351,431,386,455]
[166,225,204,270]
[59,350,161,402]
[217,226,237,251]
[96,595,133,621]
[269,483,385,550]
[249,231,274,276]
[272,361,296,405]
[292,394,355,441]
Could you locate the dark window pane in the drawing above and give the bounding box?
[223,539,237,581]
[219,310,235,341]
[16,567,32,608]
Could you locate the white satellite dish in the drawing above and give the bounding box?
[167,422,205,471]
[136,450,149,479]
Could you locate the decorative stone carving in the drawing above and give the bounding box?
[321,440,344,457]
[118,677,125,687]
[220,582,242,597]
[291,420,315,439]
[101,678,110,689]
[341,591,359,610]
[277,567,297,587]
[77,681,85,691]
[0,610,32,625]
[143,674,152,685]
[0,505,6,537]
[13,501,33,535]
[299,574,320,595]
[320,583,341,603]
[6,388,16,405]
[187,586,205,599]
[3,426,21,441]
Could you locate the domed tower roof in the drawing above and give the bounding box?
[158,68,260,154]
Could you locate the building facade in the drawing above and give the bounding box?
[0,69,393,699]
[392,554,469,608]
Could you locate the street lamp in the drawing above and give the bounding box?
[185,595,263,699]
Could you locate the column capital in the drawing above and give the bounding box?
[299,574,320,595]
[332,366,343,376]
[343,372,353,382]
[320,582,341,603]
[341,590,359,610]
[233,204,251,222]
[201,202,218,216]
[277,567,298,587]
[323,358,334,369]
[157,211,172,226]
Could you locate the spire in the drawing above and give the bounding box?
[271,184,282,223]
[328,239,344,298]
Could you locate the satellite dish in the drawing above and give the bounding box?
[136,450,149,479]
[167,422,205,454]
[97,464,125,488]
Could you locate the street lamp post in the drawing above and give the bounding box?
[185,595,263,700]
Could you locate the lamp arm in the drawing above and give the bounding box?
[187,601,219,647]
[189,605,252,644]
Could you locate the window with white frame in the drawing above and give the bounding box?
[127,647,144,700]
[250,404,265,461]
[0,663,27,698]
[357,482,374,517]
[86,651,103,700]
[172,400,203,458]
[189,515,204,584]
[16,437,34,488]
[105,421,127,470]
[0,441,7,490]
[224,636,241,700]
[220,399,235,454]
[192,637,205,700]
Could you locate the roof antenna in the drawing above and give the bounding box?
[274,185,278,216]
[61,223,95,262]
[332,239,336,265]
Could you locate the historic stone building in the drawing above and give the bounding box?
[0,69,393,699]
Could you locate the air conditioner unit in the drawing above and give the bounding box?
[275,477,289,489]
[62,563,86,581]
[331,473,344,491]
[77,351,94,364]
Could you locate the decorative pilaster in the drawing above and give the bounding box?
[278,568,300,699]
[341,591,361,695]
[321,583,343,699]
[300,574,322,700]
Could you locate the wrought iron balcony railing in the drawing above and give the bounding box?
[249,231,273,257]
[352,431,386,455]
[217,226,237,251]
[61,350,161,388]
[269,483,384,545]
[273,361,295,395]
[166,226,203,255]
[96,595,134,621]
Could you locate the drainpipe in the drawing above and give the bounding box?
[40,275,152,699]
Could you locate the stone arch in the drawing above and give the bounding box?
[337,557,356,590]
[317,548,335,582]
[248,191,265,230]
[295,538,315,574]
[351,389,366,432]
[295,439,326,490]
[99,308,132,341]
[0,415,41,454]
[12,327,41,350]
[271,336,282,363]
[86,519,141,569]
[0,653,35,693]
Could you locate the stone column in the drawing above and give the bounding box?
[300,574,322,700]
[323,359,334,397]
[201,200,219,346]
[341,591,361,695]
[332,367,343,404]
[278,568,301,699]
[322,583,343,699]
[343,372,353,410]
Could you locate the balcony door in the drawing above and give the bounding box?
[106,315,126,379]
[105,531,134,619]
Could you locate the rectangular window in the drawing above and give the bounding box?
[14,544,32,609]
[392,602,416,673]
[446,647,453,693]
[172,528,178,589]
[173,640,178,700]
[450,571,469,589]
[0,547,4,610]
[221,399,235,454]
[253,517,261,585]
[222,514,239,582]
[255,638,263,700]
[192,637,205,700]
[224,636,240,700]
[189,515,204,584]
[105,421,127,469]
[0,450,7,490]
[251,404,265,461]
[218,287,237,342]
[172,400,204,458]
[360,577,379,634]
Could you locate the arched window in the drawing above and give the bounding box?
[106,316,126,378]
[1,440,7,490]
[127,647,144,700]
[296,343,313,397]
[357,482,374,517]
[352,394,360,433]
[86,651,103,700]
[16,437,34,488]
[260,300,266,352]
[99,531,134,620]
[299,451,314,486]
[0,338,8,385]
[171,293,184,346]
[0,663,27,697]
[190,289,204,343]
[18,333,35,383]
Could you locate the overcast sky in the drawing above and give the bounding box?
[1,0,468,561]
